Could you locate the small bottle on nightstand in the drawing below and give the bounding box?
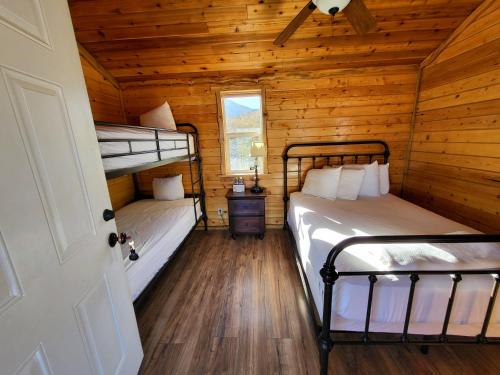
[233,177,245,193]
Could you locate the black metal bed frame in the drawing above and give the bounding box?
[95,120,207,230]
[282,140,500,375]
[95,121,209,307]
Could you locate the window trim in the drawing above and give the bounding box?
[217,88,267,176]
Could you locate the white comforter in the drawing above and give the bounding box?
[115,199,200,300]
[288,192,500,336]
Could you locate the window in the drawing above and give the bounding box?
[219,89,266,175]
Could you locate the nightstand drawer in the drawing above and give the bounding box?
[232,216,264,233]
[228,199,264,216]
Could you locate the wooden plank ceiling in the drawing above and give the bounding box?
[69,0,483,82]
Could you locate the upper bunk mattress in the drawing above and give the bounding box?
[96,125,195,172]
[287,192,500,336]
[115,199,201,300]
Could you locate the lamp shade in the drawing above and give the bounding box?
[250,141,266,157]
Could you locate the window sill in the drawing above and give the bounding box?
[219,173,270,178]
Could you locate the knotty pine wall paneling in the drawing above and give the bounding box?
[80,55,126,124]
[80,54,135,210]
[402,0,500,233]
[122,65,418,227]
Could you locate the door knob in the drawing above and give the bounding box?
[108,232,127,247]
[103,209,115,221]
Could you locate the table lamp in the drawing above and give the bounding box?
[250,141,266,193]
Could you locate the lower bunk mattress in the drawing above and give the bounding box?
[287,192,500,337]
[116,198,201,300]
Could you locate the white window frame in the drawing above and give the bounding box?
[217,89,267,176]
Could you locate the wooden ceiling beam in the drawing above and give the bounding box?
[77,42,120,89]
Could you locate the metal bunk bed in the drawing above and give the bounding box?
[95,120,208,307]
[282,140,500,375]
[95,120,207,230]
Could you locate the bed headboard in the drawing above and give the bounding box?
[282,140,390,227]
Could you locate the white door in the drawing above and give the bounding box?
[0,1,143,374]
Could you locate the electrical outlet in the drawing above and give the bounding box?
[217,208,225,216]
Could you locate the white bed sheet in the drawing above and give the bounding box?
[96,125,195,171]
[287,192,500,336]
[115,198,201,300]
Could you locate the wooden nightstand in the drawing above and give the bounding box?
[226,189,266,239]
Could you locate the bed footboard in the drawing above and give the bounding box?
[318,234,500,375]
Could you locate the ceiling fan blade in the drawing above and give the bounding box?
[342,0,377,35]
[273,1,316,45]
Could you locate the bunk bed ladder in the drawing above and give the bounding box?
[182,124,208,231]
[195,135,208,231]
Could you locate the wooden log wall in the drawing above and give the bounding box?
[122,65,418,227]
[402,0,500,233]
[80,54,135,211]
[106,175,136,211]
[80,54,125,123]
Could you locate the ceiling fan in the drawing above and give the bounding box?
[273,0,377,45]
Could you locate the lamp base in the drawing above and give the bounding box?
[250,185,263,194]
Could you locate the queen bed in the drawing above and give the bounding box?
[288,192,500,337]
[282,141,500,374]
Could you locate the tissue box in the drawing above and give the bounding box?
[232,184,245,193]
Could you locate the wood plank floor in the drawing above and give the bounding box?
[136,230,500,374]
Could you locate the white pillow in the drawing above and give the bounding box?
[140,100,176,130]
[301,167,342,200]
[336,169,366,200]
[379,163,390,195]
[153,175,184,200]
[343,161,380,197]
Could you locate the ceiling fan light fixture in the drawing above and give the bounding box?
[274,0,375,45]
[312,0,351,15]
